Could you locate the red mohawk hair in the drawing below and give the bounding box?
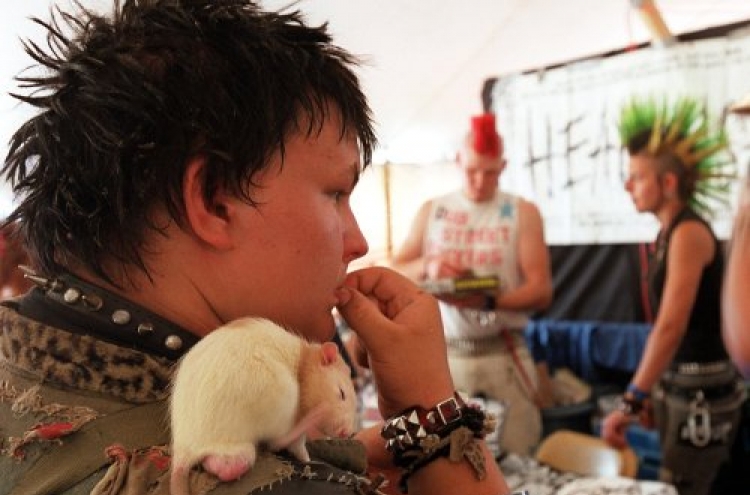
[470,113,502,158]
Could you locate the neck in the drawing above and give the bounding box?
[75,266,221,339]
[58,221,238,339]
[656,200,686,230]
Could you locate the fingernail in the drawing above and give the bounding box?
[335,287,352,306]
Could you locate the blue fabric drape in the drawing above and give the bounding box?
[525,319,652,382]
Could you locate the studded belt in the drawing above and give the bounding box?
[659,380,742,402]
[669,360,735,376]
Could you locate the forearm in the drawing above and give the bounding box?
[355,424,509,495]
[493,280,552,312]
[631,323,682,390]
[340,268,510,494]
[408,442,508,495]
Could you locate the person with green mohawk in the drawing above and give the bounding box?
[600,96,746,495]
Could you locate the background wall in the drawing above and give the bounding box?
[492,26,750,245]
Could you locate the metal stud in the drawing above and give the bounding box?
[394,417,408,431]
[19,266,64,292]
[24,273,51,288]
[63,288,81,304]
[81,293,104,311]
[407,410,420,425]
[165,335,183,350]
[402,433,414,446]
[137,323,154,335]
[111,309,131,325]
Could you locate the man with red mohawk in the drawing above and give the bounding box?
[391,112,554,456]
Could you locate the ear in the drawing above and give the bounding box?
[498,157,508,174]
[183,156,234,249]
[320,342,340,366]
[660,171,679,198]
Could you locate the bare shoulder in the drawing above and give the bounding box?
[515,196,544,229]
[516,196,541,214]
[670,219,714,265]
[415,198,435,218]
[404,198,435,231]
[672,218,713,245]
[391,199,435,264]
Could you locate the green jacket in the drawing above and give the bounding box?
[0,301,376,495]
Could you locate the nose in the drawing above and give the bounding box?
[343,211,368,264]
[471,171,486,188]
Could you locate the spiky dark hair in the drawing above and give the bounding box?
[1,0,376,284]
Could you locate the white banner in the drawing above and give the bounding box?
[492,31,750,245]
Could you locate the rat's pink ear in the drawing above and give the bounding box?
[320,342,340,366]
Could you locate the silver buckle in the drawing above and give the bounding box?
[435,396,462,425]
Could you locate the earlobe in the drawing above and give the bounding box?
[183,156,234,249]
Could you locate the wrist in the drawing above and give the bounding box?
[618,385,650,418]
[381,392,496,492]
[626,383,650,402]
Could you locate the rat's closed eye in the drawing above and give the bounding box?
[339,387,346,401]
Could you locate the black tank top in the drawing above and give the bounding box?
[649,208,728,364]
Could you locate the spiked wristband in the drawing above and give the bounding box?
[381,392,493,492]
[382,393,466,453]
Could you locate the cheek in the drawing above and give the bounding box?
[290,204,345,256]
[630,182,646,198]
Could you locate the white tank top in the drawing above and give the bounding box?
[424,190,529,338]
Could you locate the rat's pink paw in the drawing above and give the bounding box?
[202,455,251,481]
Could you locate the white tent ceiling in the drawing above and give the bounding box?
[1,0,750,177]
[266,0,750,164]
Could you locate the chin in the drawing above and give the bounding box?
[304,314,338,342]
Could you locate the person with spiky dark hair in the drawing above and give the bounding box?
[0,1,509,494]
[601,96,745,495]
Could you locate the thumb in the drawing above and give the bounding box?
[335,287,390,349]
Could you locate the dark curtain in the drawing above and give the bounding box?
[534,243,651,323]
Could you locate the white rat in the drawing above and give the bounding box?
[169,317,358,495]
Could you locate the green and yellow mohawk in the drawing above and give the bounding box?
[618,95,735,217]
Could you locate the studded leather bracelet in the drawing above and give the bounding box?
[381,392,496,493]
